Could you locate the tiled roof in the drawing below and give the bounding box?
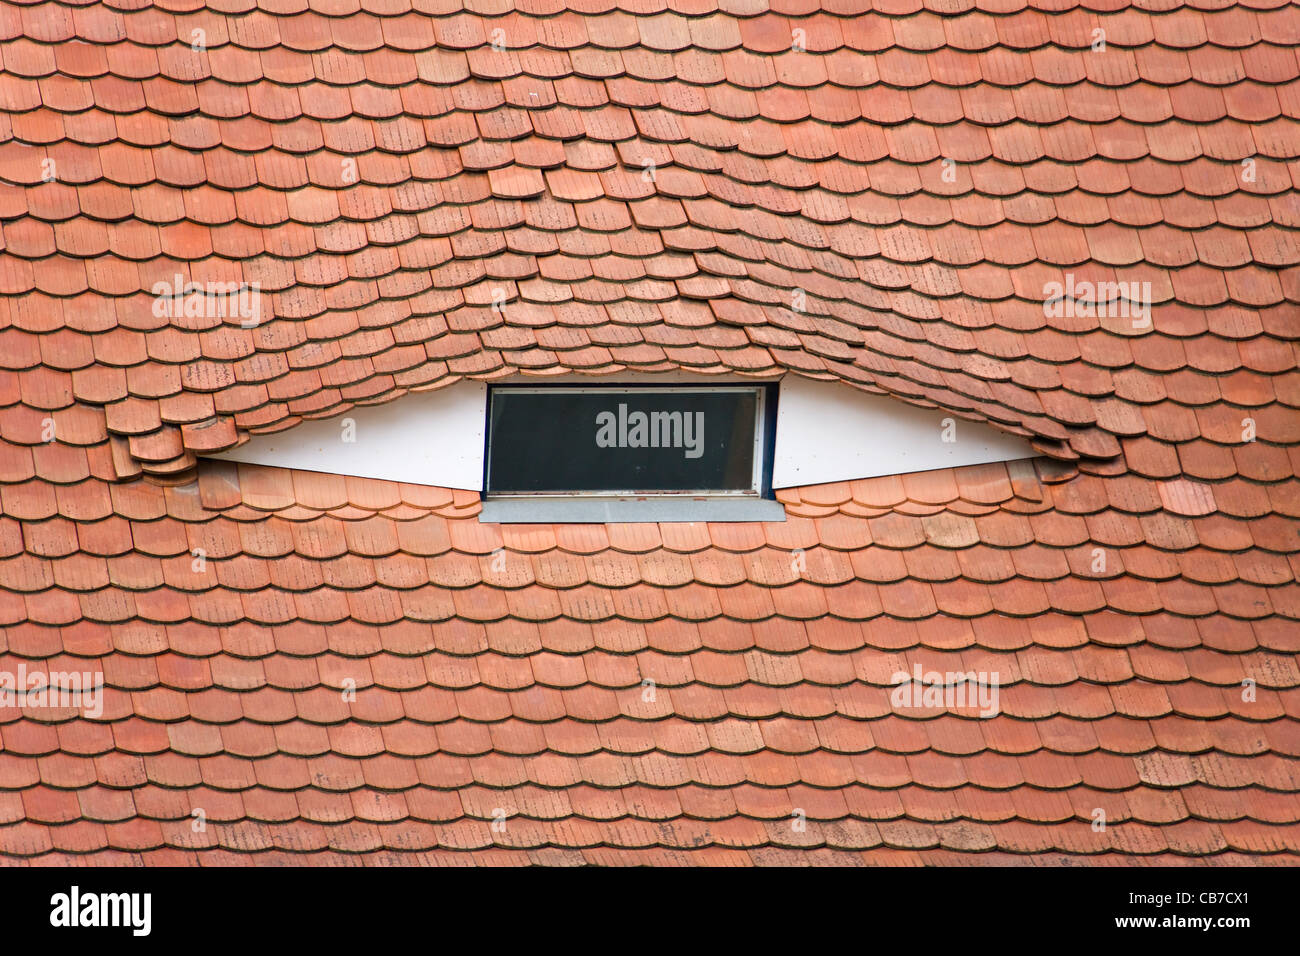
[0,0,1297,864]
[4,0,1297,477]
[2,458,1297,863]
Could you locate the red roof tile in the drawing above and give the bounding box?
[0,0,1296,865]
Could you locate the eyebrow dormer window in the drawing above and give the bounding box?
[480,385,782,522]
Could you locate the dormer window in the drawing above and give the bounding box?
[480,384,782,522]
[207,375,1037,525]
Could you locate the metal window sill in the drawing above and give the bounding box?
[479,496,787,524]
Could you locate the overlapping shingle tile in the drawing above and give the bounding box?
[1,0,1297,475]
[0,1,1297,864]
[0,458,1297,863]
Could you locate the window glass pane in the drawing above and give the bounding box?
[487,388,760,494]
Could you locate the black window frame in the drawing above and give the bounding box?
[482,382,779,501]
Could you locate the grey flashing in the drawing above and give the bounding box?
[479,496,787,524]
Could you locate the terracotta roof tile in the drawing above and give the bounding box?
[0,0,1296,866]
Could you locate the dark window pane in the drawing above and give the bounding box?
[487,388,760,494]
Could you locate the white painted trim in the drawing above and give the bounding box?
[480,497,786,524]
[770,376,1035,488]
[209,381,487,490]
